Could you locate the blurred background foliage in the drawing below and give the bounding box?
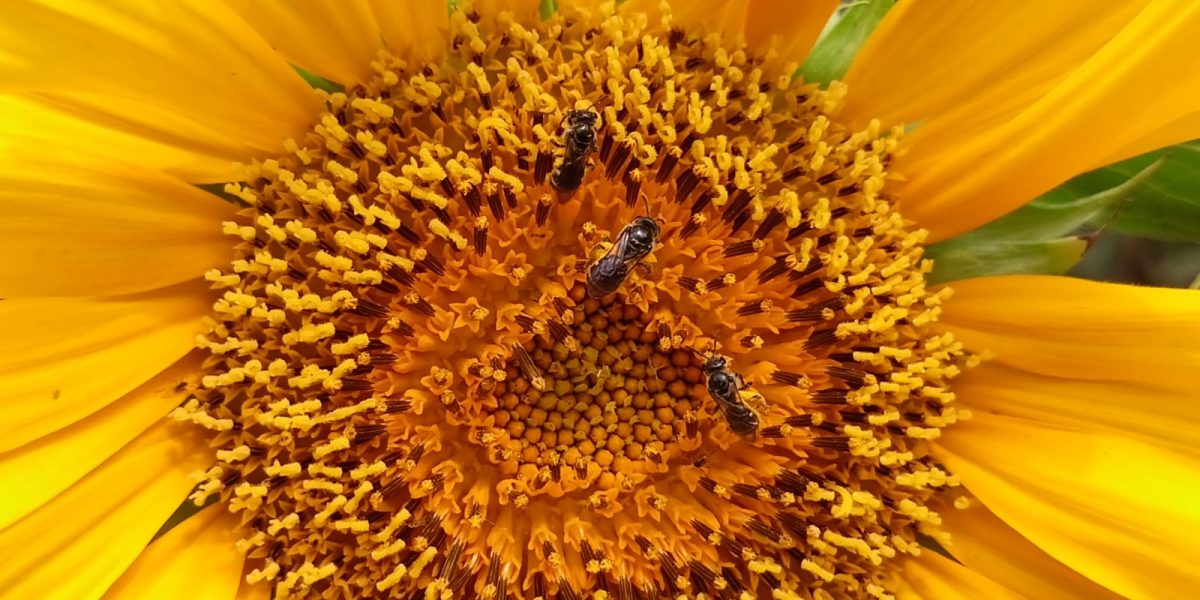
[1063,141,1200,288]
[1074,233,1200,288]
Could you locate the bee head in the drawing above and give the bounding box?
[702,355,727,375]
[630,216,660,241]
[569,125,596,148]
[568,108,599,127]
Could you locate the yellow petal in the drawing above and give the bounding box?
[0,0,322,181]
[0,95,238,184]
[620,0,835,72]
[622,0,745,36]
[937,414,1200,599]
[935,274,1200,597]
[0,419,210,600]
[102,507,245,600]
[237,580,271,600]
[890,1,1200,241]
[938,275,1199,398]
[744,0,839,68]
[951,362,1200,454]
[7,95,282,186]
[368,0,450,63]
[223,0,382,85]
[0,160,233,298]
[842,1,1147,130]
[475,0,541,20]
[0,284,211,453]
[0,356,197,531]
[941,498,1123,599]
[1103,108,1200,165]
[895,552,1023,600]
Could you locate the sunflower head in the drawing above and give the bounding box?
[174,3,975,598]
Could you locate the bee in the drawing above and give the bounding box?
[701,352,760,440]
[549,108,599,194]
[585,215,660,297]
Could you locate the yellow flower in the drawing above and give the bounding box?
[2,1,1198,599]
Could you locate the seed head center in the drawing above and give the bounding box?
[480,292,709,497]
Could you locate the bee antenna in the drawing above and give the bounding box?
[685,338,718,359]
[640,193,653,220]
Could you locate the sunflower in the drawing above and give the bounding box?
[3,0,1199,598]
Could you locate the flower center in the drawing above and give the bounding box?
[476,293,707,499]
[176,4,975,599]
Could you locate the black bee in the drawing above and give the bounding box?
[701,353,760,440]
[549,108,599,193]
[586,215,660,297]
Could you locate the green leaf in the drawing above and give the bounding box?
[925,237,1088,286]
[952,159,1163,244]
[960,140,1200,245]
[924,158,1162,284]
[539,0,557,20]
[151,492,217,542]
[916,532,958,562]
[292,64,345,94]
[198,183,249,208]
[1091,141,1200,242]
[798,0,894,86]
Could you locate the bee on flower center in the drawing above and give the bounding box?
[700,350,760,440]
[549,107,600,196]
[585,214,661,297]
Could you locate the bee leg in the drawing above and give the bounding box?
[588,242,611,261]
[744,391,768,412]
[702,398,720,417]
[734,372,748,390]
[632,260,653,279]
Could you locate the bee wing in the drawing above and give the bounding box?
[723,374,744,406]
[609,226,652,268]
[724,402,760,438]
[590,254,631,278]
[591,237,638,276]
[608,224,637,259]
